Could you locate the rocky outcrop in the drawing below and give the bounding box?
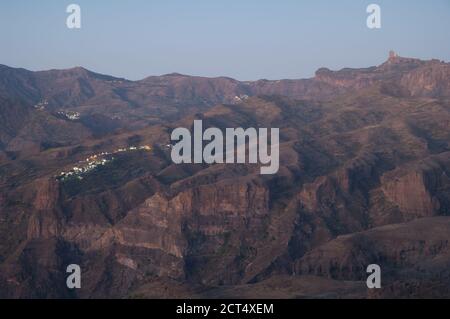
[294,217,450,291]
[381,171,438,219]
[1,54,450,298]
[400,61,450,98]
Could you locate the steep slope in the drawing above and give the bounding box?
[1,87,450,297]
[0,54,450,298]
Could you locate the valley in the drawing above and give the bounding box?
[0,53,449,298]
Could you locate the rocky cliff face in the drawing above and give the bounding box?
[400,61,450,98]
[1,54,450,298]
[293,216,450,298]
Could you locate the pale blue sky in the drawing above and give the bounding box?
[1,0,449,80]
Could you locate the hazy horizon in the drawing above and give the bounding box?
[1,50,447,82]
[1,0,450,81]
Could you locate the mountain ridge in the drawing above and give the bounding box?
[0,53,450,298]
[1,51,447,83]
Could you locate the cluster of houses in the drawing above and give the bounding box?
[34,99,49,110]
[33,99,83,122]
[57,157,111,181]
[57,110,81,120]
[56,145,152,181]
[233,94,249,103]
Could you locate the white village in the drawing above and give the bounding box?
[56,145,152,181]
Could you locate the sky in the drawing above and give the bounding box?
[0,0,449,81]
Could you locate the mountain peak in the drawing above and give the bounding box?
[70,66,89,72]
[388,50,399,61]
[162,72,188,77]
[384,50,421,65]
[386,50,410,64]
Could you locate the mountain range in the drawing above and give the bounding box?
[0,52,450,298]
